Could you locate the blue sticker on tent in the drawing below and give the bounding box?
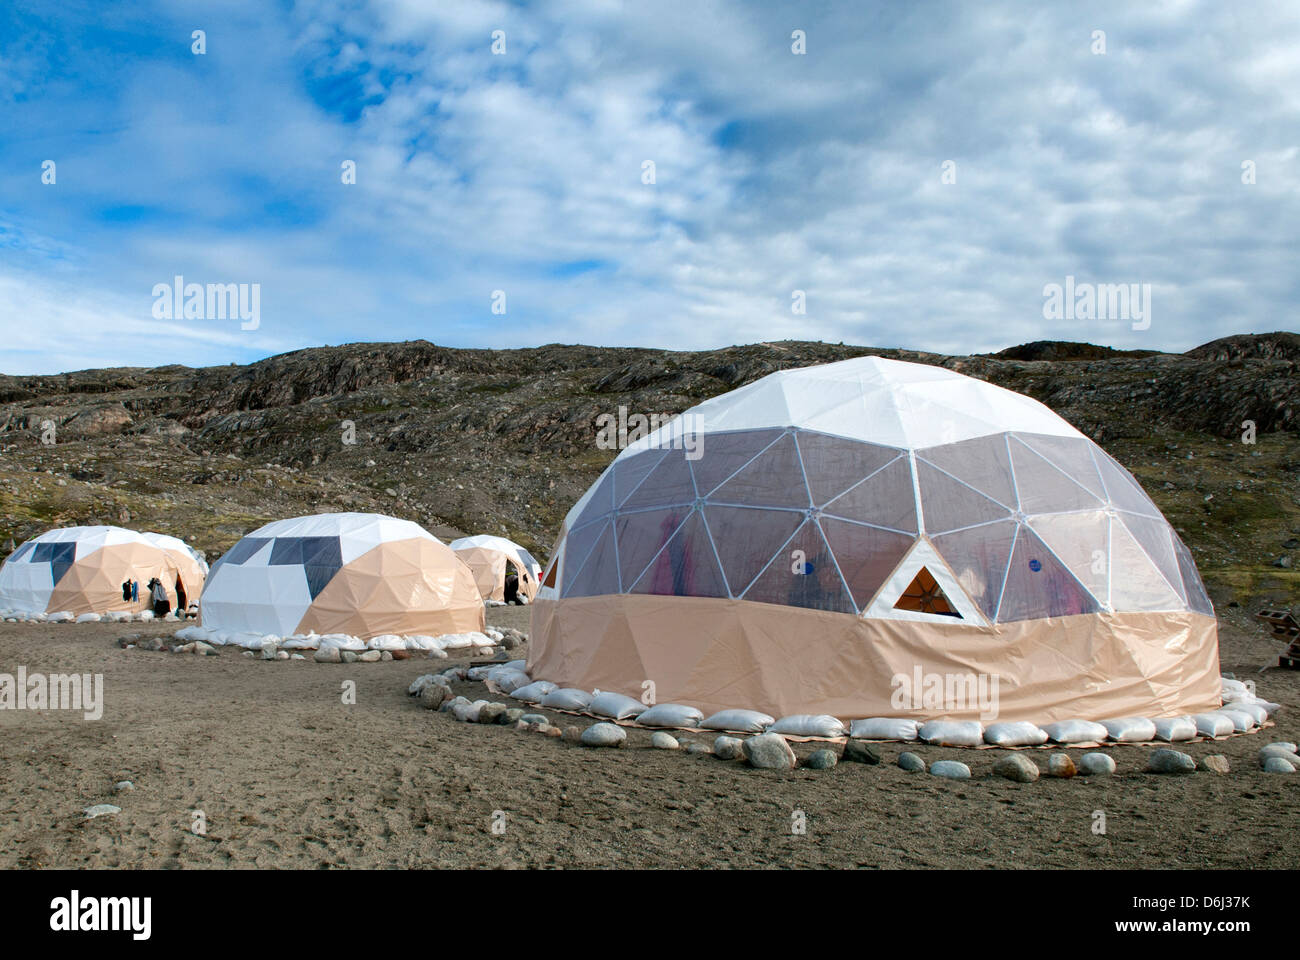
[1028,558,1042,572]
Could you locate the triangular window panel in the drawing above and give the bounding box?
[893,566,963,618]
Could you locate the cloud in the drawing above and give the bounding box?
[1,0,1298,374]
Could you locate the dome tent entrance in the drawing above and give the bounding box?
[449,534,542,603]
[0,525,207,618]
[529,356,1220,724]
[199,513,484,639]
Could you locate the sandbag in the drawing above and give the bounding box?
[701,709,774,733]
[588,691,648,720]
[1219,709,1256,733]
[636,703,706,728]
[1042,719,1109,743]
[768,714,847,738]
[487,669,532,694]
[1193,713,1235,738]
[850,718,921,741]
[318,633,366,651]
[366,634,406,650]
[919,720,984,747]
[1220,678,1250,700]
[1226,701,1268,725]
[984,721,1049,747]
[1152,717,1197,741]
[76,612,102,623]
[510,680,557,703]
[540,688,594,711]
[174,625,208,643]
[1101,717,1158,742]
[438,633,476,650]
[47,611,74,623]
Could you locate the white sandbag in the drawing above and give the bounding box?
[318,633,366,651]
[468,631,496,647]
[75,612,102,623]
[487,669,532,694]
[510,680,558,703]
[466,665,493,680]
[1152,716,1197,741]
[701,709,775,733]
[366,634,406,650]
[402,635,444,651]
[1220,678,1251,701]
[1042,719,1109,743]
[137,610,154,621]
[588,691,648,720]
[503,660,527,672]
[636,703,706,728]
[278,633,318,649]
[1249,699,1281,718]
[47,611,75,623]
[109,610,134,622]
[485,628,504,641]
[174,625,207,643]
[1101,717,1158,742]
[919,720,983,747]
[984,721,1049,747]
[850,718,921,741]
[540,688,594,711]
[1193,713,1235,738]
[1219,709,1256,733]
[768,714,847,738]
[1226,701,1268,725]
[437,633,476,650]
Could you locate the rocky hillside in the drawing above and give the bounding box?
[0,333,1296,615]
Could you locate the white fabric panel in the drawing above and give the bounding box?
[201,563,312,635]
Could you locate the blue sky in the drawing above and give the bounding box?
[1,0,1297,374]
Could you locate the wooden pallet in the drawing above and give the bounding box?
[1257,608,1300,668]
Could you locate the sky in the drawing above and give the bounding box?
[1,0,1297,374]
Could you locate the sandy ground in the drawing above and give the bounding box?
[0,605,1297,870]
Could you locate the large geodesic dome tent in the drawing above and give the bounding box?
[0,525,207,618]
[529,356,1220,724]
[200,513,484,639]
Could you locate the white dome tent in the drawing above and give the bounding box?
[529,356,1222,724]
[449,534,542,603]
[199,513,484,642]
[0,525,207,620]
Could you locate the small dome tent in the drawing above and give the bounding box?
[529,356,1221,724]
[449,534,542,603]
[0,525,207,618]
[199,513,484,639]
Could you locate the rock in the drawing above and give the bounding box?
[898,752,926,773]
[439,695,468,714]
[993,753,1039,783]
[260,643,278,660]
[651,732,679,750]
[805,749,838,770]
[84,804,121,819]
[390,649,410,660]
[340,650,359,663]
[175,642,195,654]
[742,733,796,770]
[713,736,745,760]
[504,708,526,725]
[477,702,508,725]
[930,760,971,780]
[1265,741,1297,753]
[1201,755,1230,775]
[242,650,255,658]
[357,650,382,662]
[1078,752,1116,776]
[541,724,562,737]
[313,647,341,663]
[291,653,306,660]
[1147,748,1196,774]
[113,781,134,793]
[193,641,215,655]
[277,651,289,660]
[842,741,881,765]
[580,722,627,748]
[1259,744,1300,768]
[562,726,583,743]
[520,713,549,725]
[1047,753,1077,778]
[1263,756,1296,774]
[683,742,711,755]
[381,651,393,661]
